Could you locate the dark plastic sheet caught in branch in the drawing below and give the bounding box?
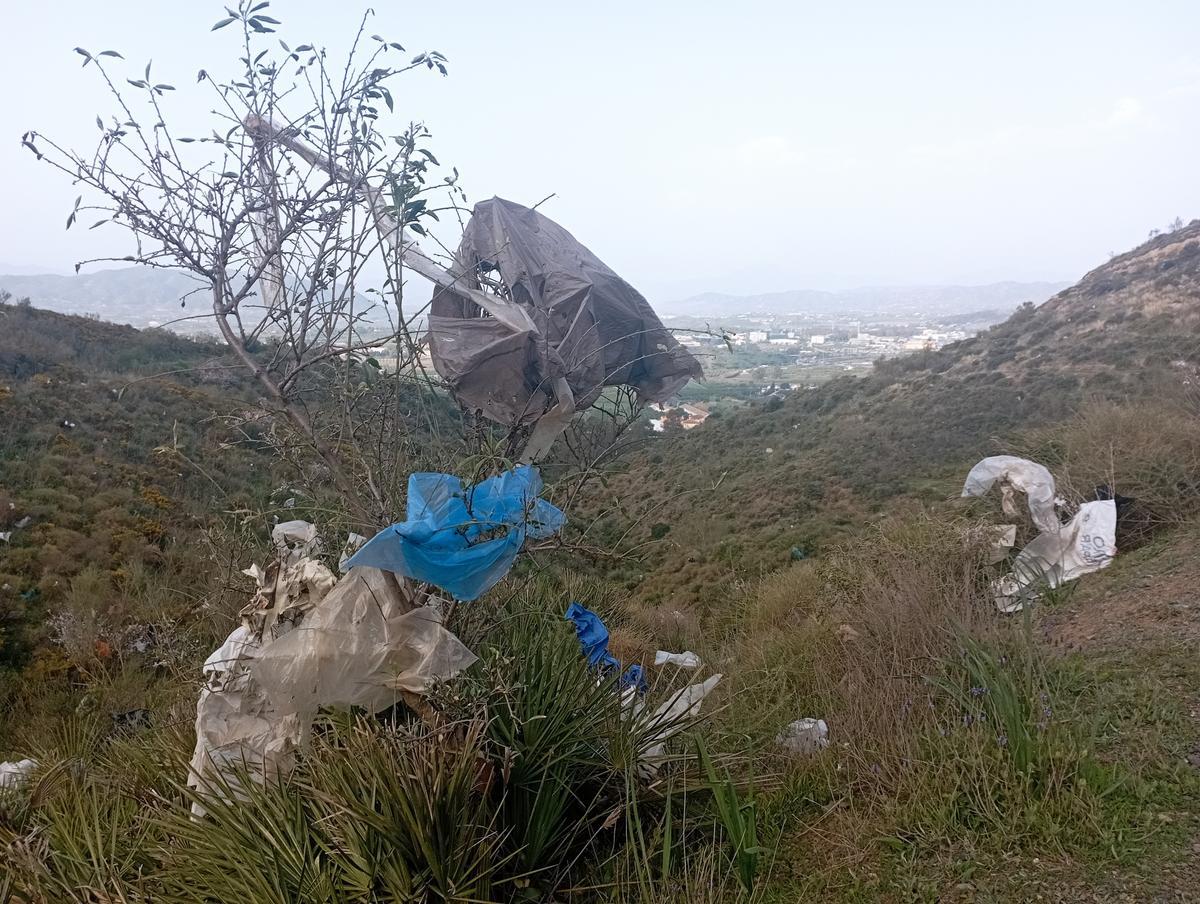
[429,198,703,426]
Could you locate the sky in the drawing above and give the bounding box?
[3,0,1199,301]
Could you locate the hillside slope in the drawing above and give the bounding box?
[586,223,1200,608]
[0,302,276,677]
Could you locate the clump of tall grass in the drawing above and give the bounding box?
[1012,389,1200,544]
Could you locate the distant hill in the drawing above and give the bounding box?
[0,267,393,335]
[660,280,1070,317]
[0,267,209,331]
[580,223,1200,609]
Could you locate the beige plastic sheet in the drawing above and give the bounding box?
[189,558,476,814]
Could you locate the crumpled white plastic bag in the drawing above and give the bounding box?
[251,567,477,721]
[654,650,702,669]
[189,554,476,815]
[962,456,1060,534]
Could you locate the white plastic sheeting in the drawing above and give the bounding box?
[776,718,829,755]
[654,650,702,669]
[0,758,37,790]
[635,673,722,775]
[993,500,1117,613]
[962,456,1060,534]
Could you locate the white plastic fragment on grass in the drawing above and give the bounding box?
[0,758,37,790]
[776,718,829,755]
[654,650,702,669]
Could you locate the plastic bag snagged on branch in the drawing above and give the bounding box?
[961,456,1060,534]
[347,465,565,601]
[429,198,702,429]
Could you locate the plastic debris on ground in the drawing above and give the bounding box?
[348,465,565,602]
[776,718,830,755]
[565,601,647,692]
[961,455,1060,534]
[635,674,723,777]
[189,529,477,816]
[0,758,37,791]
[654,650,702,669]
[993,499,1117,613]
[963,456,1118,612]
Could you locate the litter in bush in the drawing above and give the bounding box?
[993,499,1117,613]
[776,718,830,755]
[189,538,477,815]
[111,708,152,731]
[963,457,1118,612]
[347,465,565,601]
[338,531,367,573]
[635,674,723,775]
[428,198,703,460]
[655,650,702,669]
[0,758,37,790]
[0,532,9,543]
[566,601,648,691]
[271,519,321,563]
[962,455,1060,534]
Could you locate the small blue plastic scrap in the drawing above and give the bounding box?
[346,465,565,601]
[565,601,646,693]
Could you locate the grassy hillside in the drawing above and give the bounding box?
[3,225,1200,901]
[0,299,283,732]
[580,222,1200,610]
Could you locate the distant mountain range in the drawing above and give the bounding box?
[0,268,209,331]
[0,266,1070,333]
[660,281,1070,318]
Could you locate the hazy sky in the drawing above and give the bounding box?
[4,0,1199,300]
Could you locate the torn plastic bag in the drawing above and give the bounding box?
[428,198,702,428]
[635,674,722,775]
[565,601,620,670]
[654,650,702,669]
[993,500,1117,613]
[271,519,321,564]
[251,567,477,721]
[347,465,564,601]
[565,601,646,692]
[962,456,1060,534]
[189,563,477,814]
[0,758,37,791]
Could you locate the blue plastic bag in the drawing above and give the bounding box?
[565,602,647,693]
[347,465,565,601]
